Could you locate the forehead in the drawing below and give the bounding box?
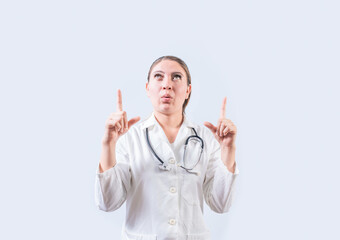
[151,60,186,75]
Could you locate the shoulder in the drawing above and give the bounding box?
[184,117,215,143]
[120,114,151,142]
[196,124,216,144]
[185,117,219,154]
[128,115,150,133]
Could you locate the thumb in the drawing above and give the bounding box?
[203,121,217,134]
[128,116,141,128]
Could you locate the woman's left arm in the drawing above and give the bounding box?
[203,96,240,213]
[221,145,236,173]
[204,96,238,173]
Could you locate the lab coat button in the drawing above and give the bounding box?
[169,219,176,225]
[169,158,175,164]
[169,187,176,193]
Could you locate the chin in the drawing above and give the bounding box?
[159,107,181,115]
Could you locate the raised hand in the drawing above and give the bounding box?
[203,97,237,148]
[102,89,140,145]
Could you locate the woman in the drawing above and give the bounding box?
[95,55,239,240]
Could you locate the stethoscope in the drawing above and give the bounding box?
[146,127,204,174]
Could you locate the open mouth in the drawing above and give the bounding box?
[161,94,172,99]
[161,95,172,103]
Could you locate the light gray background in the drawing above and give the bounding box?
[1,0,339,239]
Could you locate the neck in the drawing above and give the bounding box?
[154,110,184,129]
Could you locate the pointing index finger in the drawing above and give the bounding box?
[220,96,227,118]
[117,89,123,111]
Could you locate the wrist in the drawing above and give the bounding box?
[101,139,117,147]
[221,144,236,151]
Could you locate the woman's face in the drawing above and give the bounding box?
[146,60,191,115]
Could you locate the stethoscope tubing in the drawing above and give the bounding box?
[145,127,204,171]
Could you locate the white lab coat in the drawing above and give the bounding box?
[95,111,239,240]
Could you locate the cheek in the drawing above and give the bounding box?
[153,87,162,95]
[178,87,188,98]
[148,86,161,100]
[148,84,160,93]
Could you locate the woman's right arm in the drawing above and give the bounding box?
[99,89,140,173]
[95,89,140,211]
[95,137,130,212]
[99,142,116,173]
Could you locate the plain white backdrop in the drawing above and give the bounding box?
[0,0,339,239]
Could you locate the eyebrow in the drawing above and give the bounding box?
[153,71,184,76]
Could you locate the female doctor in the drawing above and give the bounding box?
[95,55,239,240]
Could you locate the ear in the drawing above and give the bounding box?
[146,82,150,97]
[186,84,192,99]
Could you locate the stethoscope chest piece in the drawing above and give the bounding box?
[158,163,171,171]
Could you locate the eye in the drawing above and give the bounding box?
[154,74,163,80]
[173,74,182,80]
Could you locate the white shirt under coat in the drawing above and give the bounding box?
[94,111,240,240]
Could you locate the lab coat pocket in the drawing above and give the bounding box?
[181,173,200,206]
[124,229,157,240]
[180,149,206,206]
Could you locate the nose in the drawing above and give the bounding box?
[162,76,172,89]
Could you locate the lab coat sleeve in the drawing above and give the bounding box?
[203,134,239,214]
[94,135,131,212]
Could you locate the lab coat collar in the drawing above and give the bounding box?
[141,111,199,174]
[141,111,196,130]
